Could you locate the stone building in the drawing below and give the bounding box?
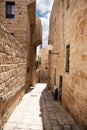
[39,48,49,83]
[0,0,42,127]
[48,0,87,130]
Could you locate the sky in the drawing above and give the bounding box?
[36,0,54,48]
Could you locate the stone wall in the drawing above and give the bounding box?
[39,48,49,83]
[0,24,26,127]
[48,0,87,129]
[0,0,42,127]
[0,0,42,86]
[29,45,37,85]
[29,17,42,85]
[0,0,32,48]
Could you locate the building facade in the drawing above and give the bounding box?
[0,0,42,127]
[39,48,49,83]
[48,0,87,130]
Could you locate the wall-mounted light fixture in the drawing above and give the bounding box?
[49,51,59,55]
[47,45,59,55]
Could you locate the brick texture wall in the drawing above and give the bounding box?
[0,0,42,127]
[0,0,31,48]
[0,24,26,127]
[39,48,49,83]
[48,0,87,129]
[0,0,42,87]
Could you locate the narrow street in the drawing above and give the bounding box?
[3,83,80,130]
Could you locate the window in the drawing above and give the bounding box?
[66,45,70,72]
[27,67,29,73]
[6,2,15,18]
[46,66,48,70]
[55,17,56,32]
[54,68,56,85]
[59,75,63,103]
[66,0,70,10]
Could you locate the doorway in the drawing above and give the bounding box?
[59,75,63,103]
[54,68,56,85]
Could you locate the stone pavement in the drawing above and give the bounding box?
[3,83,46,130]
[3,83,80,130]
[41,87,81,130]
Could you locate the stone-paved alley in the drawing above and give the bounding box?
[3,83,80,130]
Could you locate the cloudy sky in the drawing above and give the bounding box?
[36,0,54,48]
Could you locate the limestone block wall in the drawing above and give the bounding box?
[0,0,42,86]
[48,0,64,89]
[25,12,31,85]
[29,17,42,85]
[0,0,42,127]
[39,48,49,83]
[29,45,37,85]
[0,0,33,48]
[48,0,87,129]
[63,1,87,129]
[0,24,26,127]
[32,17,42,47]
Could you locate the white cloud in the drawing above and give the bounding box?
[37,0,53,14]
[36,0,54,48]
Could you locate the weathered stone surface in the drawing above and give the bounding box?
[41,87,80,130]
[0,0,42,128]
[0,0,42,86]
[3,83,46,130]
[48,0,87,130]
[0,24,26,128]
[39,48,49,83]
